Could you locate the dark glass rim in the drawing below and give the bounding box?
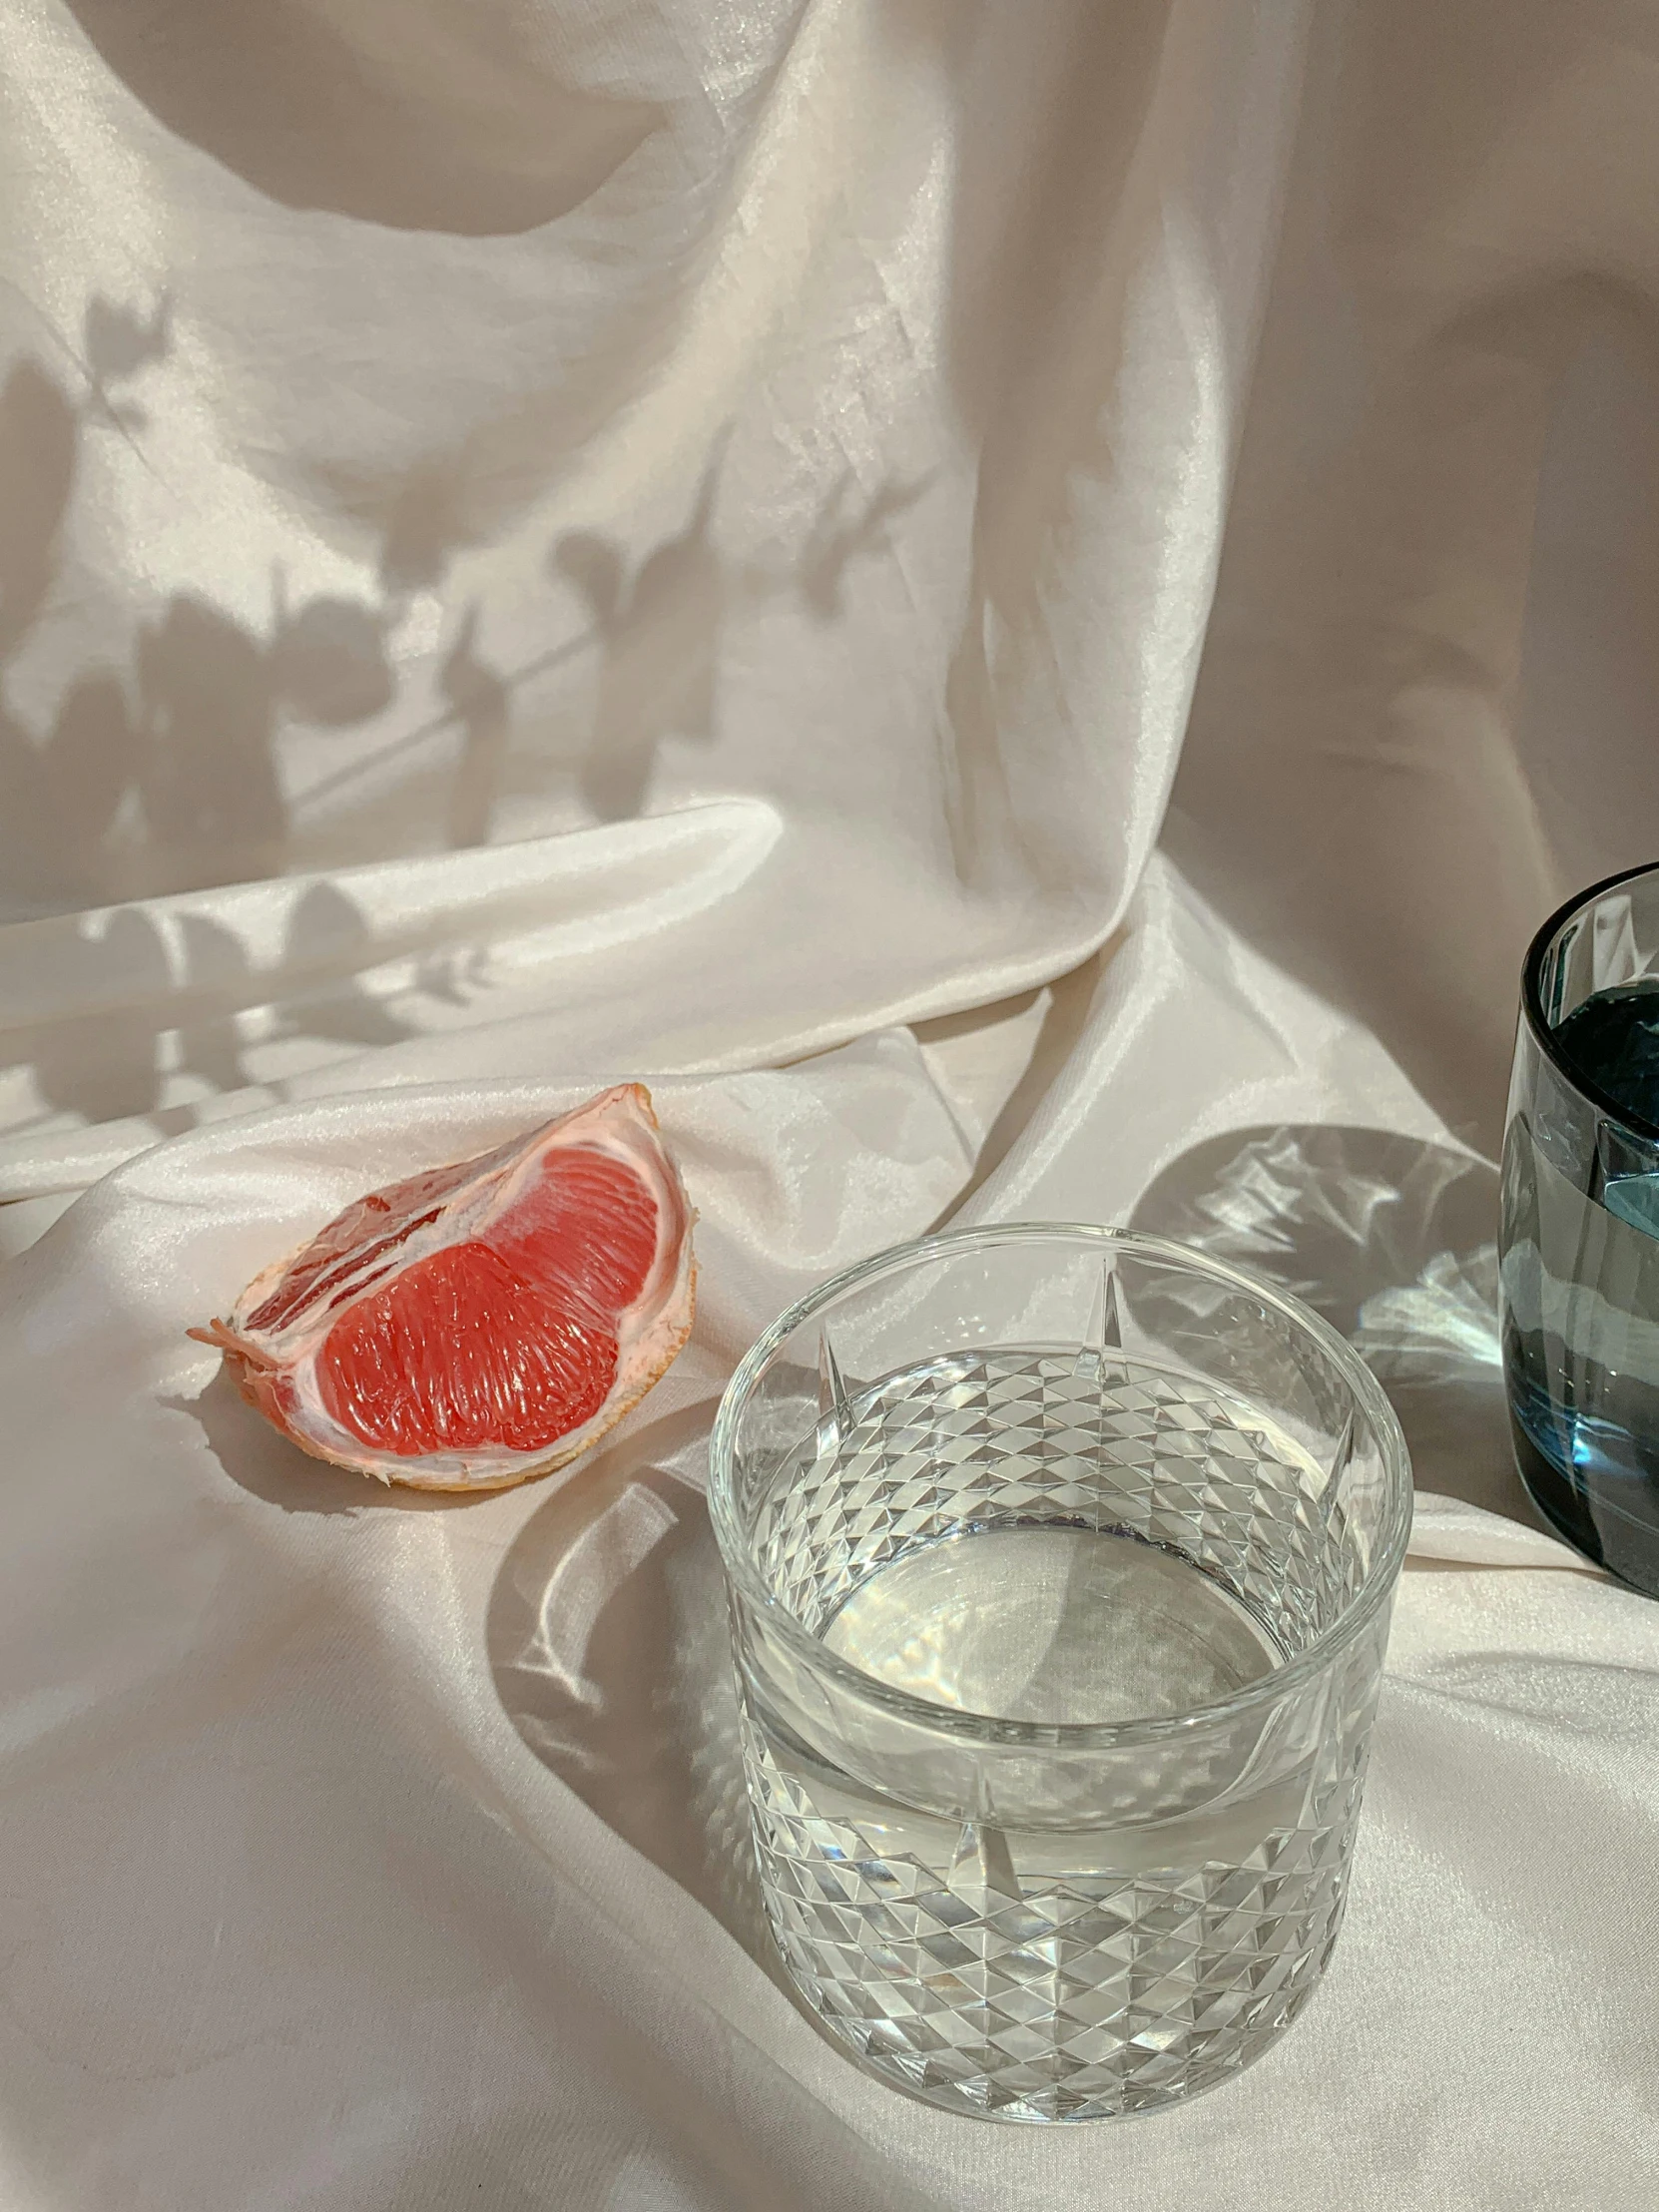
[1522,858,1659,1147]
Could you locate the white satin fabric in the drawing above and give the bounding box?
[3,2,1659,2204]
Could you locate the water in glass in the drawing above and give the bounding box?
[1503,977,1659,1587]
[740,1345,1373,2119]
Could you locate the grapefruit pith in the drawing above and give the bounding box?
[192,1085,695,1490]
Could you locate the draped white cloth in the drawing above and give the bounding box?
[3,2,1658,2203]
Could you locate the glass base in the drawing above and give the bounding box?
[789,1956,1327,2122]
[1510,1414,1659,1597]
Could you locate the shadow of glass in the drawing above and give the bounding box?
[488,1403,773,1965]
[1127,1123,1536,1526]
[64,0,661,236]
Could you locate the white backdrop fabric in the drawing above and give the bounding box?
[4,2,1659,2205]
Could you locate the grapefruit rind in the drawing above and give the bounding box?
[191,1084,695,1492]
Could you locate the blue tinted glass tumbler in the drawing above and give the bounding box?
[709,1226,1410,2119]
[1501,860,1659,1592]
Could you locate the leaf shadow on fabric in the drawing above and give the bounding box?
[0,308,400,918]
[304,430,738,841]
[551,436,730,826]
[0,302,449,1130]
[0,351,126,910]
[487,1402,778,1973]
[272,431,935,857]
[0,871,426,1139]
[1127,1123,1536,1528]
[383,434,929,837]
[1,308,940,1146]
[548,437,940,829]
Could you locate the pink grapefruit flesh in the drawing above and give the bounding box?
[192,1085,695,1491]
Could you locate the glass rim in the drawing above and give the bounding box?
[1522,857,1659,1146]
[707,1222,1413,1751]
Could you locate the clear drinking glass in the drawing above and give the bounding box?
[708,1225,1411,2121]
[1501,859,1659,1593]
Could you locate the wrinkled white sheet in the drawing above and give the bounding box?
[4,1,1659,2204]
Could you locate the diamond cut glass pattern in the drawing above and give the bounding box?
[745,1712,1368,2119]
[709,1229,1409,2120]
[754,1355,1363,1652]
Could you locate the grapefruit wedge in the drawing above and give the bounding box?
[192,1085,695,1491]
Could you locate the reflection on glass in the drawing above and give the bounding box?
[709,1227,1410,2121]
[1500,861,1659,1592]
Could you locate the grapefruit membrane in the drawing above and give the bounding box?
[192,1085,695,1490]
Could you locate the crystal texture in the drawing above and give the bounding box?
[737,1348,1386,2119]
[1502,882,1659,1592]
